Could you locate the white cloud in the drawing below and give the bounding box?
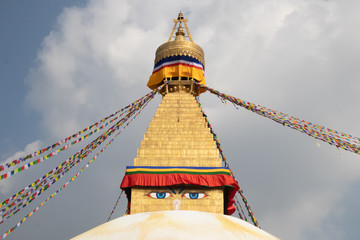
[26,0,166,139]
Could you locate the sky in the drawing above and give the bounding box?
[1,0,360,239]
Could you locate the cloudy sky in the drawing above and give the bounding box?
[1,0,360,239]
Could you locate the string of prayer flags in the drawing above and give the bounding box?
[196,97,227,165]
[0,126,125,239]
[0,115,127,224]
[107,191,124,222]
[196,96,260,227]
[0,92,156,174]
[0,82,165,239]
[235,195,248,221]
[196,83,360,156]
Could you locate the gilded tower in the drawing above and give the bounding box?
[120,11,239,215]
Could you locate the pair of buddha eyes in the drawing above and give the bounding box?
[146,192,208,199]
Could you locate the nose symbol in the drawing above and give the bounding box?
[173,199,181,210]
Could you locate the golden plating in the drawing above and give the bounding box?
[154,40,205,67]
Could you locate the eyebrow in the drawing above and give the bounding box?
[168,187,176,195]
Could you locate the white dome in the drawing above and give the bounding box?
[71,211,279,240]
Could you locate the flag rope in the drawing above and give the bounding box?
[106,190,124,222]
[0,109,130,181]
[0,95,154,224]
[0,84,163,239]
[0,108,135,223]
[0,93,158,179]
[0,92,154,211]
[195,96,260,227]
[0,82,168,226]
[195,82,360,156]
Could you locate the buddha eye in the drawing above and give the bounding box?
[146,192,172,199]
[182,192,207,199]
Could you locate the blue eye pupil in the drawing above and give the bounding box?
[189,193,199,199]
[156,192,166,199]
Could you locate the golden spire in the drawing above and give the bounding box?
[129,13,223,215]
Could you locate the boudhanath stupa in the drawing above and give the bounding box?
[71,12,279,240]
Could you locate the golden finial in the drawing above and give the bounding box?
[147,11,206,94]
[177,11,184,20]
[168,11,194,42]
[154,11,204,67]
[175,24,185,41]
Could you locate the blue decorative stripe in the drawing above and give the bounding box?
[154,55,205,70]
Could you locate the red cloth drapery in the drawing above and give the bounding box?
[120,167,239,215]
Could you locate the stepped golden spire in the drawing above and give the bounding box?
[122,11,235,215]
